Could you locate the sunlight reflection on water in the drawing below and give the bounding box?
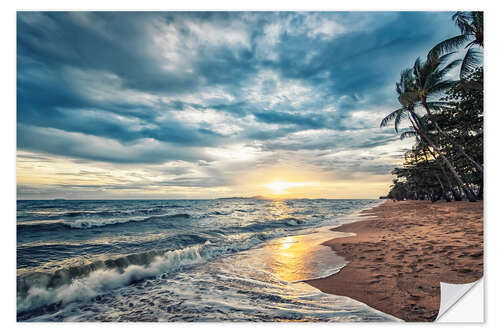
[250,227,354,282]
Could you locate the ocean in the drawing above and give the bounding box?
[16,198,397,322]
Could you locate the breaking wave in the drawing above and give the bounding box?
[17,234,271,314]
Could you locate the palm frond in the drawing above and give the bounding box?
[437,51,458,65]
[425,101,452,112]
[452,12,473,33]
[460,47,482,79]
[396,69,409,95]
[427,79,458,96]
[398,90,418,108]
[472,11,483,30]
[380,108,406,129]
[428,34,470,58]
[395,68,418,107]
[438,58,461,78]
[394,109,408,133]
[400,130,418,141]
[423,58,459,91]
[413,58,423,86]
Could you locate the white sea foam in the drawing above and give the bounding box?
[27,235,399,322]
[17,233,273,313]
[17,243,206,312]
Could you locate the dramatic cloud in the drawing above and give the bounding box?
[17,11,458,199]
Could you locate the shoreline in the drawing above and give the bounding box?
[305,200,483,322]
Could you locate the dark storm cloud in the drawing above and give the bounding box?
[17,124,212,164]
[267,12,457,111]
[17,11,457,174]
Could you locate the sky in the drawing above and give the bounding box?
[16,11,459,199]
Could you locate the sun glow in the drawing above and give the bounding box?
[264,181,315,195]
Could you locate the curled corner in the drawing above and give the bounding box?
[435,278,483,322]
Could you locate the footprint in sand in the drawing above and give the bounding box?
[470,251,483,258]
[367,280,381,285]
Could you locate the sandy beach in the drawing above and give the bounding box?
[306,200,483,322]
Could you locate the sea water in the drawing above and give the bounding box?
[17,198,397,322]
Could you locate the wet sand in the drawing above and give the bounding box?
[305,200,483,322]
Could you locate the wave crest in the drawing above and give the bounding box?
[17,233,271,314]
[17,244,206,313]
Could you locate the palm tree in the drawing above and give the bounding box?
[429,11,483,79]
[381,69,477,202]
[412,53,483,174]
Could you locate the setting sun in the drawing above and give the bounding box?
[265,181,315,195]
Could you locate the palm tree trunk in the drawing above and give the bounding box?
[425,147,456,201]
[477,182,483,200]
[433,175,446,202]
[422,148,446,202]
[422,100,483,174]
[409,111,477,202]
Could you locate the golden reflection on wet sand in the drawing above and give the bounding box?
[271,231,354,282]
[267,235,324,282]
[253,200,353,282]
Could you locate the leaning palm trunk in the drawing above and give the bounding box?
[425,147,460,201]
[408,111,477,202]
[422,148,448,202]
[422,100,483,174]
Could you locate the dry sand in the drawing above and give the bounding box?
[306,200,483,322]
